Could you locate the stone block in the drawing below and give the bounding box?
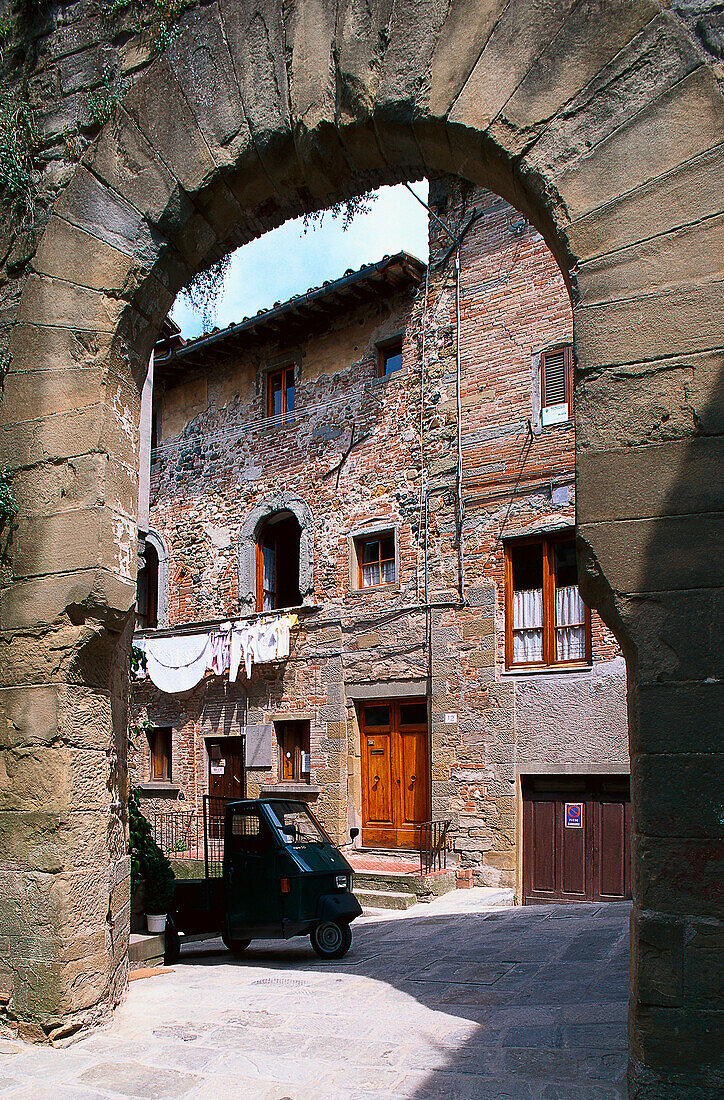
[578,513,724,594]
[633,754,723,841]
[165,3,252,166]
[0,569,136,632]
[12,508,137,585]
[448,0,579,134]
[567,141,724,262]
[494,0,658,140]
[574,279,724,374]
[53,167,160,267]
[684,920,724,1008]
[632,680,724,755]
[577,349,724,450]
[630,1005,724,1083]
[631,911,684,1007]
[122,57,216,195]
[18,274,125,335]
[634,836,723,919]
[0,685,60,750]
[548,66,724,222]
[32,216,137,293]
[577,212,724,307]
[426,0,507,117]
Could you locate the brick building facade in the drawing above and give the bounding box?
[131,177,629,899]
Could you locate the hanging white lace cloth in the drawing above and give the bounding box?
[512,588,543,662]
[145,633,212,693]
[555,585,586,660]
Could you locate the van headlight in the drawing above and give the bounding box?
[335,874,348,890]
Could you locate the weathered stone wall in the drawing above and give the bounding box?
[0,1,720,1092]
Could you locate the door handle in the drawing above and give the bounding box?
[373,775,380,786]
[410,775,416,783]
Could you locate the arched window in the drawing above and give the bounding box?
[135,529,169,628]
[256,511,302,611]
[238,496,313,613]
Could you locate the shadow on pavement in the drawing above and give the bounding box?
[174,899,630,1100]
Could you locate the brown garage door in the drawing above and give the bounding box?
[522,775,631,904]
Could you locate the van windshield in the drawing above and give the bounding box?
[265,801,330,846]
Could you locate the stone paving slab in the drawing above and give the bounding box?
[0,891,630,1099]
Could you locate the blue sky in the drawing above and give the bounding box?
[171,181,430,339]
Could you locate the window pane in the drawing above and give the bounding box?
[384,349,402,374]
[285,372,294,414]
[400,703,427,725]
[362,563,378,587]
[556,625,586,661]
[380,559,395,584]
[362,539,379,564]
[271,374,282,417]
[381,536,394,559]
[511,542,542,590]
[365,705,389,727]
[554,540,578,588]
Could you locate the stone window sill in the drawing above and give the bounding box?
[259,782,321,796]
[137,782,182,796]
[501,664,593,678]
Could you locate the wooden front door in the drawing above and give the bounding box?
[207,738,245,836]
[522,775,631,904]
[360,700,429,849]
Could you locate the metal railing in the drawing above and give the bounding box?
[418,819,452,874]
[152,796,236,879]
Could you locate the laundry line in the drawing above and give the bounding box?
[134,612,298,694]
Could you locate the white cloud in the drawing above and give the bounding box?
[171,181,429,339]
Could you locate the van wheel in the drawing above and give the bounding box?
[311,921,352,959]
[222,935,251,957]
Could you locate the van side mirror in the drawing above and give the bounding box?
[349,828,359,841]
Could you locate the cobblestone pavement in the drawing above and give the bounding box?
[0,892,630,1100]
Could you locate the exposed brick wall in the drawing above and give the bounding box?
[131,176,628,888]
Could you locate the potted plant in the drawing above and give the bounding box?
[143,846,176,933]
[128,787,175,934]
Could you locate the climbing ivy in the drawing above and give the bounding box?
[0,466,18,530]
[128,786,175,911]
[103,0,194,54]
[87,67,129,127]
[0,92,36,220]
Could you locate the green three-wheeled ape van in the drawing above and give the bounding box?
[165,798,362,963]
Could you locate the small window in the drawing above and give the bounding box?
[541,345,573,424]
[505,534,590,669]
[276,721,311,783]
[232,811,260,837]
[256,511,302,611]
[136,539,159,629]
[267,366,295,423]
[400,702,427,726]
[363,704,390,727]
[379,338,403,377]
[148,727,172,782]
[355,532,396,589]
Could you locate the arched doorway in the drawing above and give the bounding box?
[0,3,721,1091]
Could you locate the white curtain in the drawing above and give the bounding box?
[263,544,275,611]
[513,588,543,662]
[381,559,395,584]
[556,584,586,660]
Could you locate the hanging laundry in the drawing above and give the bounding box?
[145,633,212,694]
[210,622,231,675]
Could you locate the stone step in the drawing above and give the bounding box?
[354,888,418,911]
[353,868,457,902]
[129,932,165,970]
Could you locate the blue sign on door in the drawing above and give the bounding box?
[565,802,583,828]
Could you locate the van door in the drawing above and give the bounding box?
[225,805,282,936]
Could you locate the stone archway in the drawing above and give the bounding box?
[0,2,721,1091]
